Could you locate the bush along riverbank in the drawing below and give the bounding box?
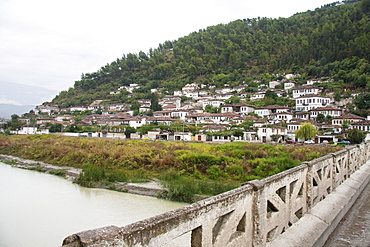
[0,135,342,202]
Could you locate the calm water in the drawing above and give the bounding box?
[0,163,187,247]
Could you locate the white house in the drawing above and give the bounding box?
[268,112,294,123]
[309,106,342,120]
[182,83,199,92]
[351,120,370,132]
[220,103,255,115]
[202,99,224,109]
[254,105,291,118]
[124,84,141,93]
[170,110,191,121]
[295,95,331,112]
[152,117,174,126]
[294,111,310,120]
[214,93,233,100]
[55,115,75,122]
[122,116,149,128]
[184,91,199,98]
[257,127,287,142]
[292,85,321,98]
[284,81,296,90]
[69,106,88,112]
[36,105,60,115]
[215,88,233,94]
[109,103,129,111]
[17,126,38,135]
[269,81,281,89]
[186,112,238,125]
[332,113,365,126]
[250,91,265,101]
[306,78,323,85]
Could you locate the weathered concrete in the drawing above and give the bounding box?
[323,181,370,246]
[267,159,370,247]
[60,143,370,247]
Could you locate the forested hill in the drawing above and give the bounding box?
[52,0,370,108]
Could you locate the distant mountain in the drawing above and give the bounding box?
[0,104,35,118]
[0,81,58,117]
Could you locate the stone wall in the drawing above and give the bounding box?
[62,143,370,247]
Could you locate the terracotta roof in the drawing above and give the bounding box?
[221,103,255,108]
[295,111,309,115]
[350,120,370,125]
[309,107,342,111]
[256,105,291,109]
[296,94,329,99]
[269,112,293,116]
[293,85,320,90]
[333,113,365,120]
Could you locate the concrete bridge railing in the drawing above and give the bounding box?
[62,143,370,247]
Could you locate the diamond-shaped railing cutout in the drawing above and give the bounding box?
[317,168,322,180]
[236,213,246,232]
[295,207,303,219]
[191,226,202,247]
[313,177,318,186]
[290,180,297,196]
[266,225,278,242]
[212,210,233,243]
[267,200,279,214]
[276,186,286,202]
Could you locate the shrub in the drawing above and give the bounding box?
[159,171,239,203]
[207,165,223,180]
[49,169,66,177]
[76,165,106,187]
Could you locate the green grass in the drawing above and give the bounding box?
[0,135,343,202]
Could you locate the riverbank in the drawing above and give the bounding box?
[0,154,167,198]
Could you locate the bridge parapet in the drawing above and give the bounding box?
[62,142,370,247]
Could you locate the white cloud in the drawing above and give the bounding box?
[0,0,336,92]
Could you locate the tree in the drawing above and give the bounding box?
[316,113,326,123]
[354,93,370,110]
[346,128,366,144]
[150,93,162,111]
[225,96,241,104]
[341,119,350,137]
[204,104,220,113]
[124,126,136,138]
[295,123,318,141]
[8,114,25,130]
[264,90,278,100]
[239,118,254,131]
[232,129,244,139]
[49,123,63,133]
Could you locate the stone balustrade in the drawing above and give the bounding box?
[62,142,370,247]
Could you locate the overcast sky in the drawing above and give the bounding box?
[0,0,336,93]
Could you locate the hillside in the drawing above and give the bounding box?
[50,0,370,108]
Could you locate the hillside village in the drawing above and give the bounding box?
[4,73,370,144]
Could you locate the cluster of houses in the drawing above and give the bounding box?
[7,75,370,143]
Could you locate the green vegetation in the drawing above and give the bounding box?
[0,135,343,202]
[295,123,319,141]
[49,169,66,177]
[47,0,370,109]
[346,128,367,144]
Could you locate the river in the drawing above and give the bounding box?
[0,163,187,247]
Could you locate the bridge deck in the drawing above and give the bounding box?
[323,181,370,246]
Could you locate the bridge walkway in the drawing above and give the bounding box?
[323,182,370,247]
